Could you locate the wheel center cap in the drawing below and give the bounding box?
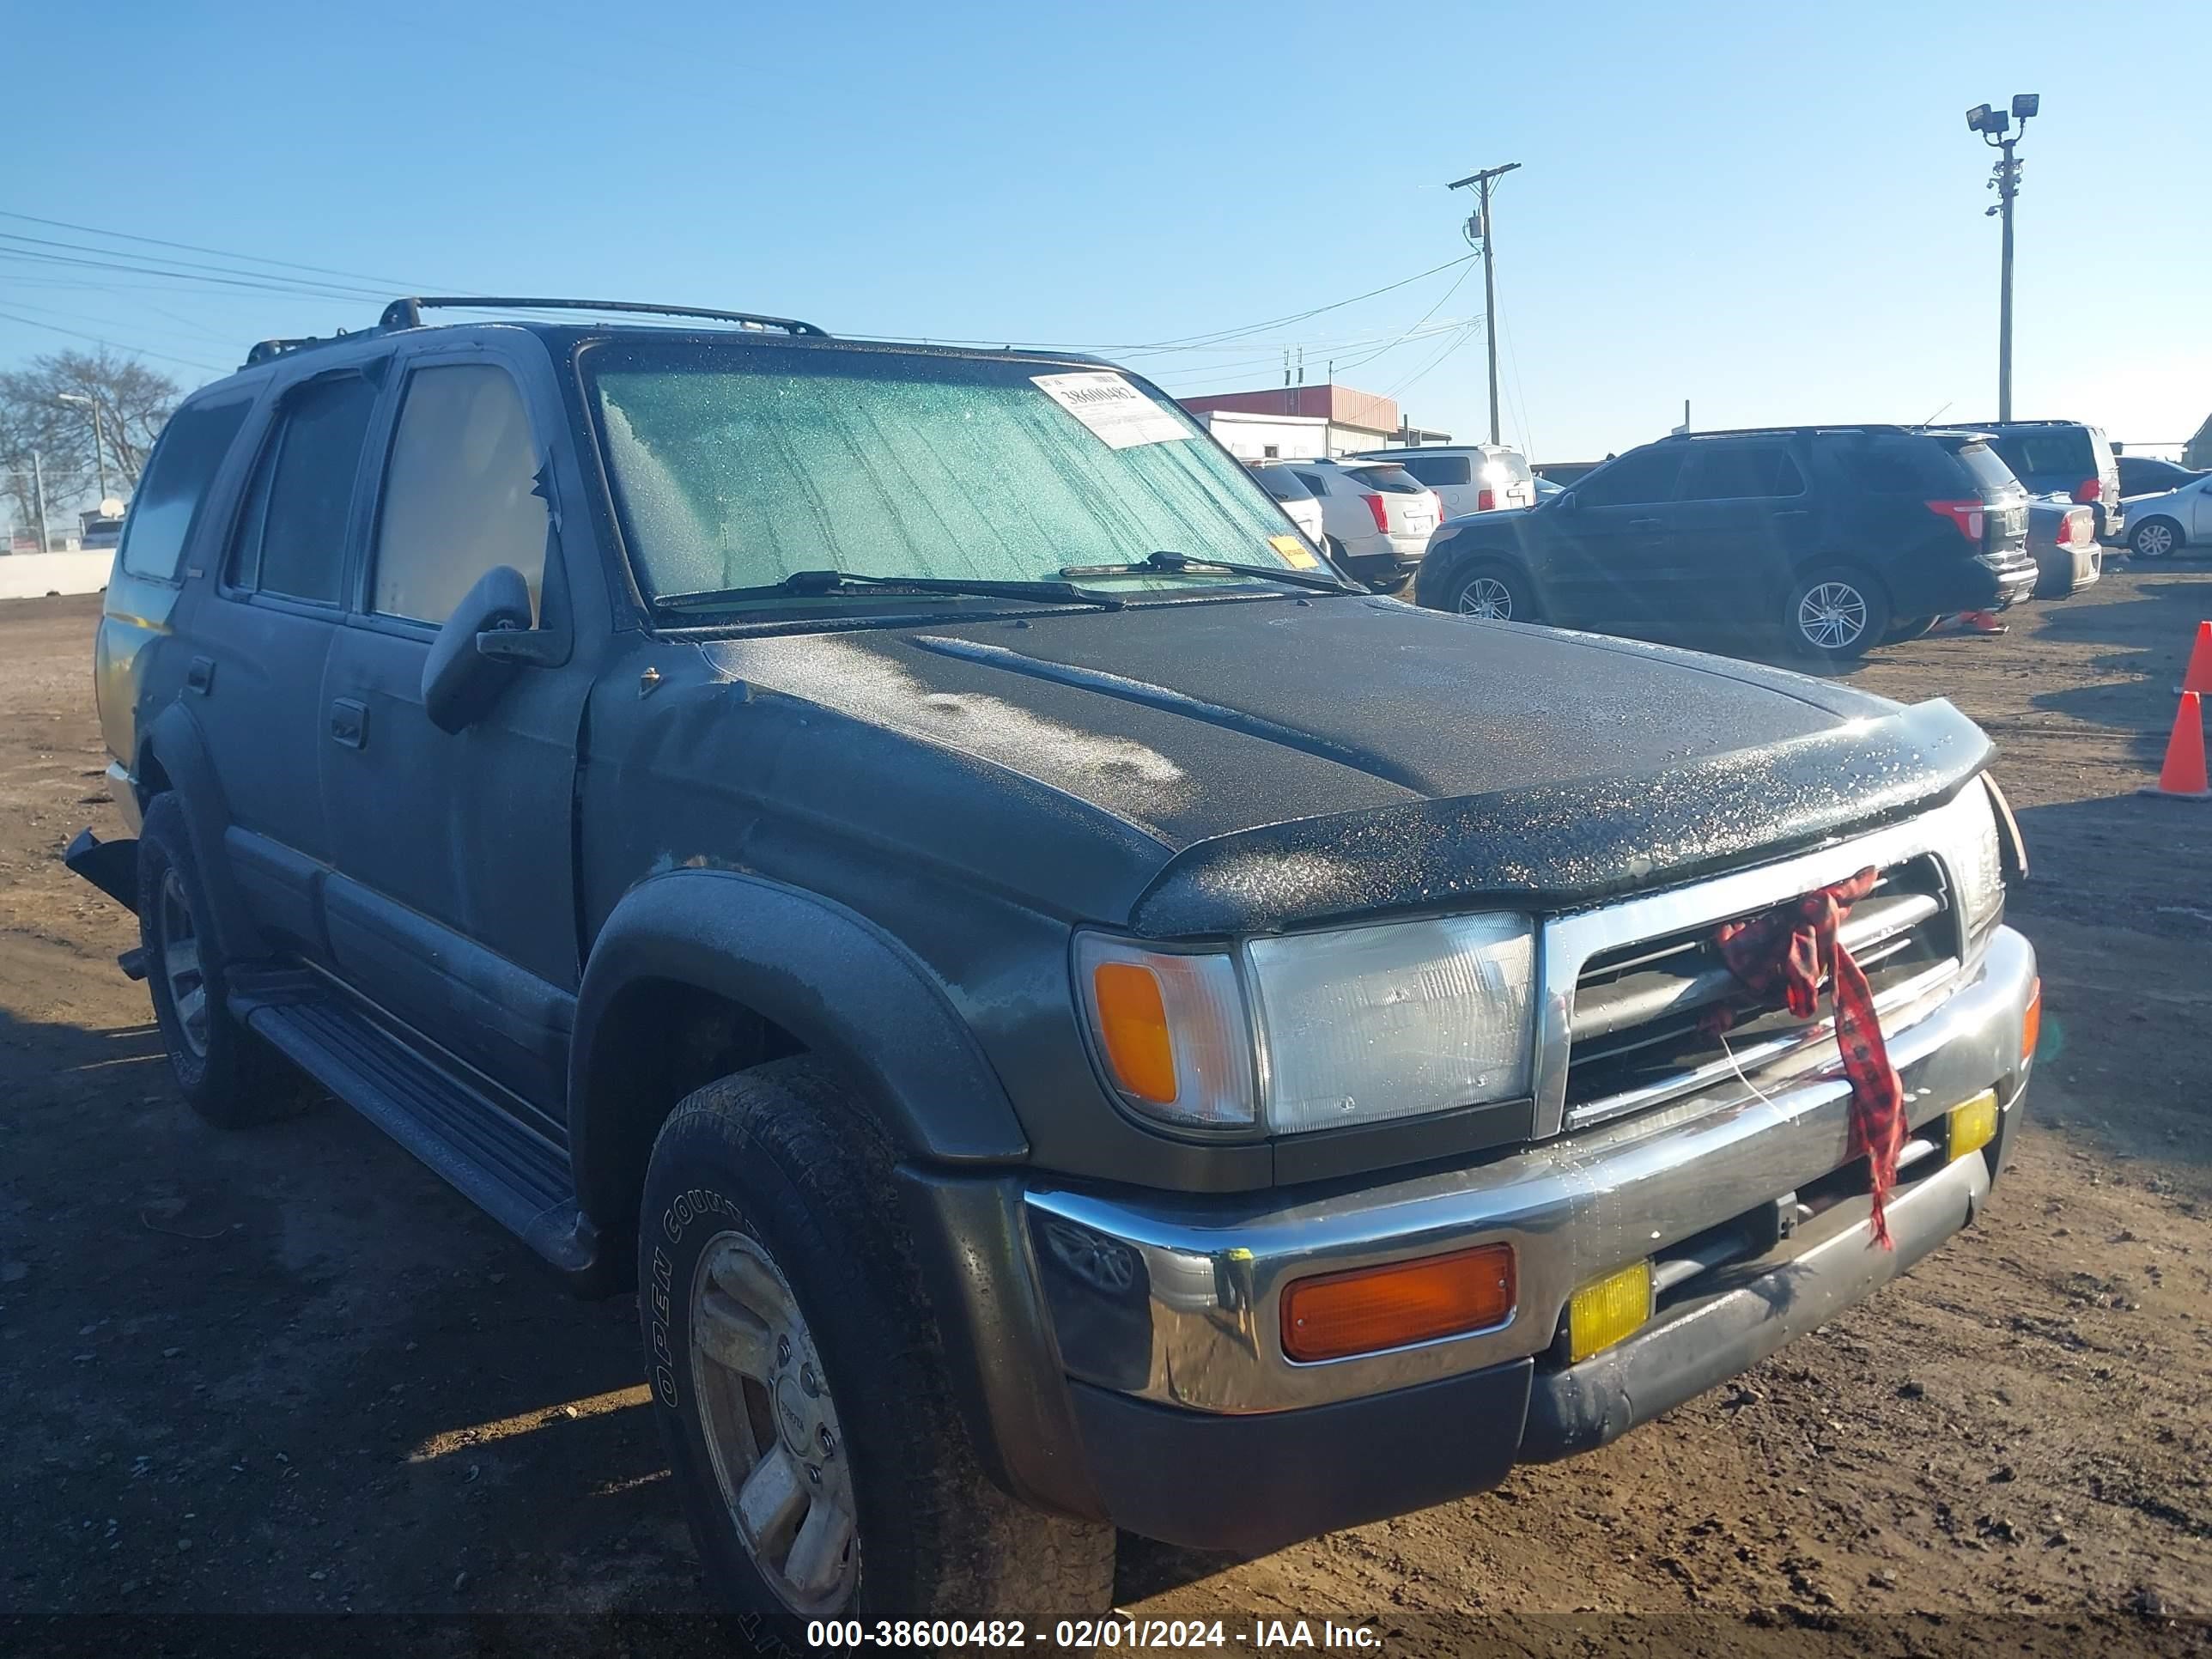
[774,1375,810,1454]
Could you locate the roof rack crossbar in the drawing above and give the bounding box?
[379,296,829,336]
[1658,423,1913,441]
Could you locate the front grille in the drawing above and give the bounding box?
[1562,857,1959,1130]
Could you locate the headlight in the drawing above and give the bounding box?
[1075,914,1536,1137]
[1940,781,2005,939]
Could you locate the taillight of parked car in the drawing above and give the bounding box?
[2071,478,2103,505]
[1477,488,1496,512]
[2063,507,2093,548]
[1364,494,1389,533]
[1431,489,1446,522]
[1925,499,1986,543]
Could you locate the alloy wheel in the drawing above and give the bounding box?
[2134,522,2175,559]
[690,1231,859,1616]
[159,868,210,1058]
[1797,582,1868,651]
[1456,576,1515,620]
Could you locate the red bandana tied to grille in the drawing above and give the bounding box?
[1703,866,1907,1249]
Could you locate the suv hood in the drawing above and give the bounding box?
[693,596,1989,933]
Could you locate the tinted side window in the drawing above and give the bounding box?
[372,364,547,624]
[1399,454,1471,486]
[1577,447,1684,507]
[230,376,377,604]
[1993,429,2093,478]
[1294,471,1332,497]
[1250,467,1312,502]
[1680,446,1804,501]
[118,400,252,581]
[1835,440,1960,495]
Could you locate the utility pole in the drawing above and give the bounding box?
[58,392,111,501]
[1447,161,1520,444]
[32,450,53,554]
[1966,95,2038,421]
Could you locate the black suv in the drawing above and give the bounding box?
[65,301,2039,1638]
[1415,425,2038,659]
[1962,419,2124,545]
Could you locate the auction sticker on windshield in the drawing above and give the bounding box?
[1032,371,1189,449]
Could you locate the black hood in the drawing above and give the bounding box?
[693,595,1987,933]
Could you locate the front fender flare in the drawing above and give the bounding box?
[140,703,267,961]
[568,869,1030,1224]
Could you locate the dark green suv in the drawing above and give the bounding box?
[69,298,2039,1643]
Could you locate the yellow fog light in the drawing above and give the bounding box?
[1948,1088,2000,1161]
[1568,1259,1654,1364]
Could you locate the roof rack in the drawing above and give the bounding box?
[378,296,830,336]
[1658,424,1912,441]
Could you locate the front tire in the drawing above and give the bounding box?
[1784,568,1888,661]
[1880,615,1939,646]
[2130,517,2182,560]
[640,1057,1115,1641]
[137,793,312,1128]
[1446,562,1536,622]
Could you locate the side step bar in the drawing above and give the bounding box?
[234,978,610,1289]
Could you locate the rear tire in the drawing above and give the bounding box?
[641,1057,1115,1644]
[2130,517,2182,561]
[1446,562,1536,623]
[137,793,313,1129]
[1783,568,1888,661]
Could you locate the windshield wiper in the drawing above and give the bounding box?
[654,568,1122,615]
[1057,549,1362,594]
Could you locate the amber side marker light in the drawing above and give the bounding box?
[2021,975,2042,1065]
[1280,1243,1516,1364]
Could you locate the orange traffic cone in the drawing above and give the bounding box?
[2177,621,2212,696]
[2140,692,2211,800]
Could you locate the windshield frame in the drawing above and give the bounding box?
[568,331,1338,633]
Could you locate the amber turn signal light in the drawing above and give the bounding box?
[1091,961,1177,1104]
[1280,1243,1516,1364]
[2021,975,2041,1065]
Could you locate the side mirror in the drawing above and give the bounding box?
[422,565,536,733]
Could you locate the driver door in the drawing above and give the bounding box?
[317,344,591,1118]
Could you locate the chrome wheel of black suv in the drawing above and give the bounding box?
[1449,564,1534,623]
[1785,568,1889,661]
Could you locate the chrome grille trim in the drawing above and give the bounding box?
[1531,800,1985,1140]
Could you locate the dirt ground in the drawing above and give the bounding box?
[3,573,2209,1656]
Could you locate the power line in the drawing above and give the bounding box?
[0,307,228,373]
[0,208,447,292]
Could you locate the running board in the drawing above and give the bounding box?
[234,980,608,1286]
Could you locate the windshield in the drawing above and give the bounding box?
[581,341,1310,607]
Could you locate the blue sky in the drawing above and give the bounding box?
[7,0,2206,461]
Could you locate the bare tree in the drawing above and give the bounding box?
[0,349,183,526]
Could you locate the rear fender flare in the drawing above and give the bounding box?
[139,704,267,960]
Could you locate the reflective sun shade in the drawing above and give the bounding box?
[1245,914,1534,1134]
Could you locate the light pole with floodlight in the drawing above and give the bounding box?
[1966,94,2039,421]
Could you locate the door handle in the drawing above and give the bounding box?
[1628,518,1663,532]
[1772,508,1812,520]
[329,698,368,750]
[185,656,215,695]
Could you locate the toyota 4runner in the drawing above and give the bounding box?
[67,297,2039,1641]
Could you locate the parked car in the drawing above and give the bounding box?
[1415,425,2039,659]
[2117,454,2205,501]
[2027,498,2100,598]
[2120,469,2212,560]
[1345,443,1537,519]
[1244,461,1327,549]
[1960,419,2124,545]
[64,299,2038,1641]
[1272,457,1440,584]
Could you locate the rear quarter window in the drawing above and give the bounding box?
[1250,467,1314,502]
[1344,464,1427,495]
[116,399,253,581]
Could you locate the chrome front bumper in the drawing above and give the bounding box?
[1025,924,2036,1416]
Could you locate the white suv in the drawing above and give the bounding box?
[1346,443,1537,520]
[1272,459,1441,585]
